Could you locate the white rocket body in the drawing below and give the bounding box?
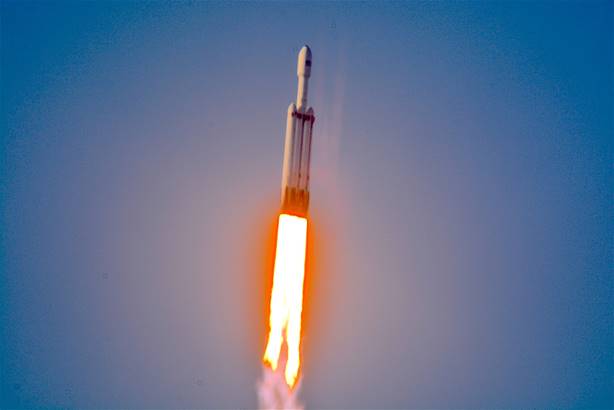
[280,46,315,216]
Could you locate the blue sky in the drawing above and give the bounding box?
[1,1,612,408]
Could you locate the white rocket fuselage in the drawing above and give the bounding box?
[281,46,315,216]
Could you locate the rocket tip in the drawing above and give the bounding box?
[299,45,312,60]
[297,45,312,77]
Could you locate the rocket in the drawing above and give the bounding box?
[280,45,315,217]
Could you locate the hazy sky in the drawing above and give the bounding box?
[1,1,612,408]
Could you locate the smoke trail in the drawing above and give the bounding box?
[258,345,303,410]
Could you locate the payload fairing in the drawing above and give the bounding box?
[280,45,315,217]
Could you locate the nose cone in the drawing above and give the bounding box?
[297,45,312,77]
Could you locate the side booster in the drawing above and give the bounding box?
[280,45,315,217]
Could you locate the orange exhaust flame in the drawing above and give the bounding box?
[263,213,308,388]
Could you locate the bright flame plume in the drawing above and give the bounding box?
[263,213,308,388]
